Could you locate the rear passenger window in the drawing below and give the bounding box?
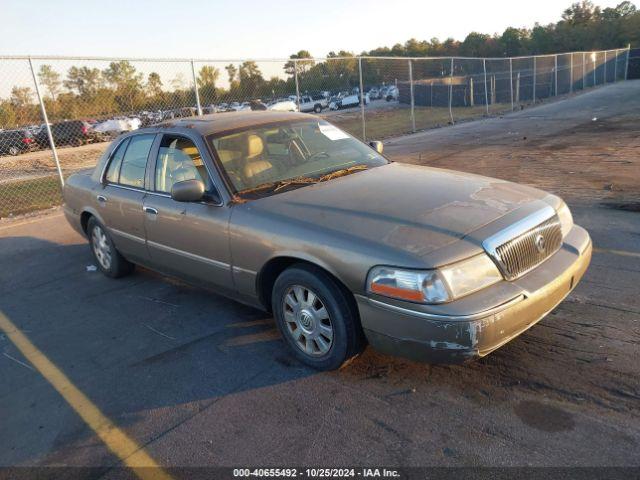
[105,138,130,183]
[119,134,155,188]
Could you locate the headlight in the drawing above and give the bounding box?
[367,254,502,304]
[557,201,574,237]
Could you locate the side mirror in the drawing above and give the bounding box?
[171,179,205,202]
[369,140,383,154]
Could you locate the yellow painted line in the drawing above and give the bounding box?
[0,311,172,480]
[0,212,64,232]
[594,247,640,259]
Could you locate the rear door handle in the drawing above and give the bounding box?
[143,206,158,215]
[96,194,107,203]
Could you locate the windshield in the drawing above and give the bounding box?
[208,119,387,196]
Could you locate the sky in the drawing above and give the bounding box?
[1,0,624,60]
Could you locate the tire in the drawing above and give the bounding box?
[272,264,364,370]
[9,146,19,156]
[87,217,134,278]
[313,104,322,113]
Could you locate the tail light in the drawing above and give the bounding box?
[81,125,88,134]
[22,137,33,144]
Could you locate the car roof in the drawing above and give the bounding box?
[153,111,316,136]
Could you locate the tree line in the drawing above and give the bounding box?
[0,60,293,127]
[364,1,638,57]
[0,1,636,129]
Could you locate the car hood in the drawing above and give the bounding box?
[249,162,551,261]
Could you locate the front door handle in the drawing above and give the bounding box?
[96,194,107,203]
[143,206,158,215]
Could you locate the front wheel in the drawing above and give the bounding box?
[313,104,322,113]
[87,217,134,278]
[272,264,364,370]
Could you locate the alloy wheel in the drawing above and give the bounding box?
[91,225,112,270]
[282,285,333,357]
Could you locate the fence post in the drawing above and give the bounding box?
[190,60,202,116]
[569,54,573,93]
[29,57,64,188]
[449,57,455,124]
[509,57,514,111]
[582,52,586,88]
[554,54,558,95]
[516,72,520,104]
[482,58,489,115]
[625,44,630,81]
[593,52,596,86]
[408,59,415,133]
[430,81,433,107]
[294,59,301,110]
[604,50,607,83]
[532,56,536,102]
[358,57,366,141]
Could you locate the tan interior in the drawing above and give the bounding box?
[242,134,273,183]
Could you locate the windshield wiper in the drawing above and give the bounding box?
[233,164,369,202]
[273,177,317,192]
[236,176,317,196]
[317,164,368,182]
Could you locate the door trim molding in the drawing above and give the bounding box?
[147,240,230,270]
[110,227,146,244]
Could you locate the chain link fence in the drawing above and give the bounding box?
[0,48,630,219]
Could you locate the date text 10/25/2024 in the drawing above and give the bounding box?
[233,468,401,478]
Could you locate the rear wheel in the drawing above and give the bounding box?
[87,217,134,278]
[313,104,322,113]
[9,146,19,156]
[272,264,363,370]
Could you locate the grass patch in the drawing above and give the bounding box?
[330,105,509,140]
[0,176,63,218]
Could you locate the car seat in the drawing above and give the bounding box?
[242,134,273,185]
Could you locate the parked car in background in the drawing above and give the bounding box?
[0,129,35,156]
[367,87,380,100]
[329,92,369,110]
[35,120,96,148]
[94,117,141,139]
[385,86,399,101]
[161,107,198,120]
[249,100,268,111]
[298,94,328,113]
[268,99,298,112]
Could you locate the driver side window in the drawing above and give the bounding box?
[155,135,212,194]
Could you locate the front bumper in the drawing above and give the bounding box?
[356,225,592,363]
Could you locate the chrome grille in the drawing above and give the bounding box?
[490,215,563,280]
